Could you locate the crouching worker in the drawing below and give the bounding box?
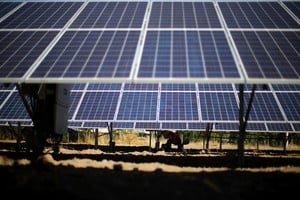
[161,130,183,152]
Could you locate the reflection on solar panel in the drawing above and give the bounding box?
[148,2,221,28]
[138,31,240,79]
[70,2,147,28]
[0,2,20,18]
[0,2,83,28]
[0,31,58,78]
[31,31,140,78]
[231,31,300,80]
[219,1,300,28]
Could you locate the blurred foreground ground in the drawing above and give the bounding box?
[0,140,300,200]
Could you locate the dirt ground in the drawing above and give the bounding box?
[0,142,300,200]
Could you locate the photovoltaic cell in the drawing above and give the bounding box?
[276,93,300,121]
[0,31,58,79]
[0,2,83,29]
[219,2,300,28]
[70,2,147,28]
[283,1,300,19]
[117,92,157,120]
[231,31,300,79]
[159,92,198,121]
[200,92,238,121]
[138,31,239,78]
[75,92,119,120]
[0,2,20,18]
[245,92,284,121]
[148,2,221,28]
[31,31,140,78]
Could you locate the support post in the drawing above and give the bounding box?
[107,122,115,152]
[94,128,98,149]
[238,84,256,166]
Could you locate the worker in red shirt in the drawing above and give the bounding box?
[161,130,183,152]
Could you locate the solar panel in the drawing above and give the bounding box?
[135,122,160,129]
[231,31,300,81]
[161,83,195,91]
[219,1,300,29]
[83,122,107,128]
[0,2,83,29]
[198,83,233,91]
[138,31,240,80]
[283,1,300,20]
[31,31,140,79]
[87,83,122,90]
[117,92,157,120]
[246,122,266,132]
[68,92,83,120]
[161,122,187,130]
[0,31,58,80]
[214,122,239,131]
[75,91,119,120]
[293,123,300,132]
[276,92,300,121]
[0,2,20,18]
[0,1,299,133]
[148,2,221,28]
[199,92,239,121]
[244,92,284,121]
[0,92,30,120]
[159,92,198,121]
[70,2,147,28]
[272,84,300,91]
[124,83,159,91]
[267,123,293,132]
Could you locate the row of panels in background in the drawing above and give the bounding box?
[0,83,299,133]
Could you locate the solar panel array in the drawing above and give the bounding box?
[0,0,299,132]
[0,83,299,132]
[0,0,299,84]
